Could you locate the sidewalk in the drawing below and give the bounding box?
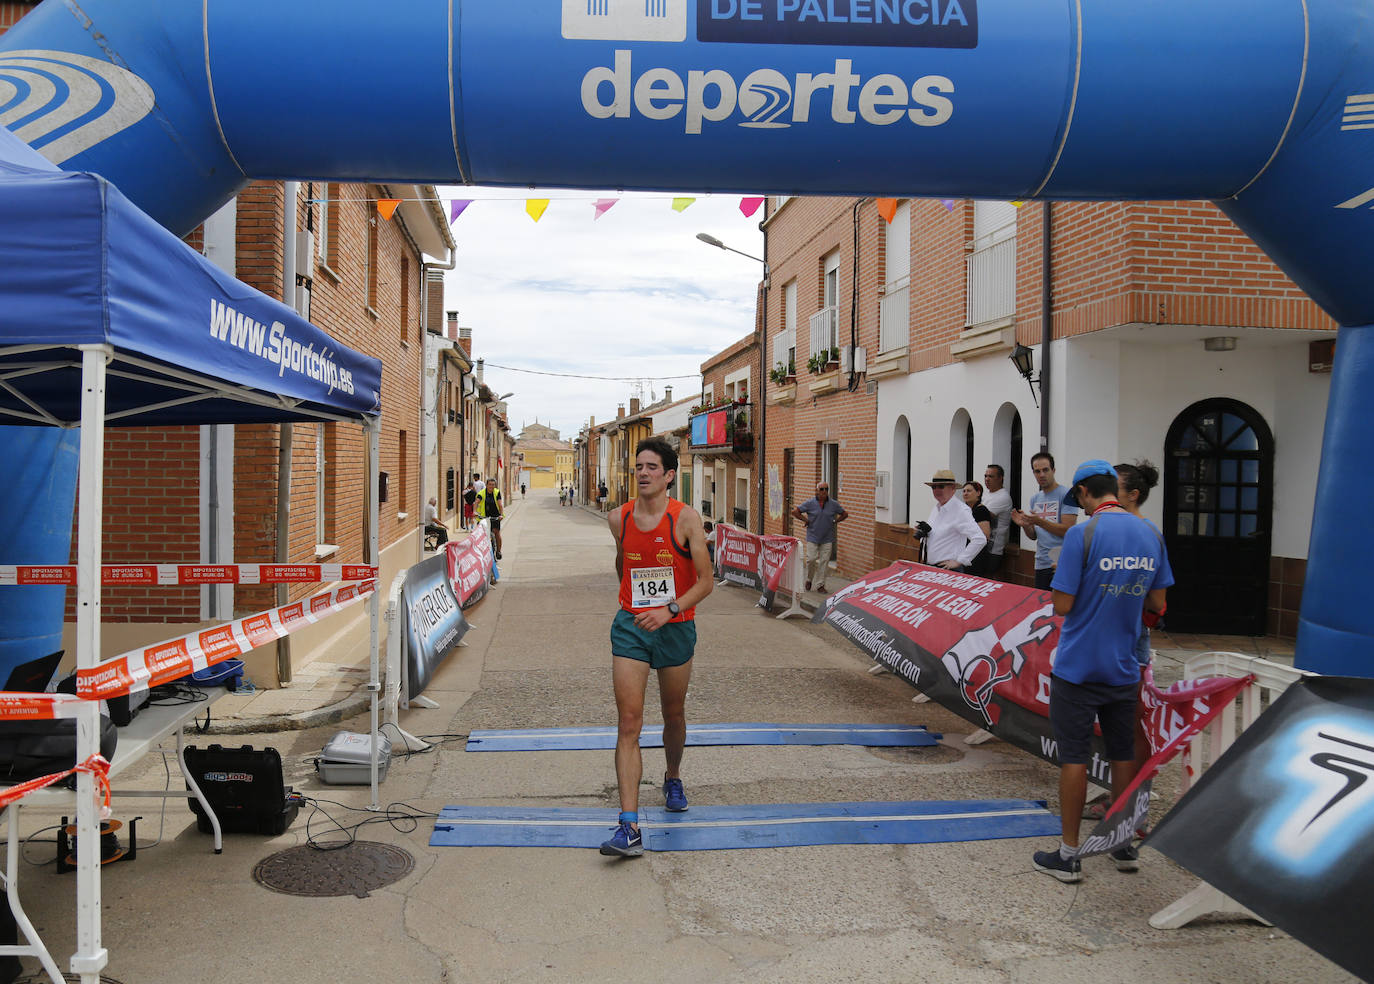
[202,494,529,733]
[209,502,1295,734]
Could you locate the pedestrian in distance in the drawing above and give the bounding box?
[520,482,526,500]
[792,481,847,592]
[600,438,713,858]
[1031,459,1173,884]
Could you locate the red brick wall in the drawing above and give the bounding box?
[0,3,35,30]
[759,197,880,576]
[699,335,761,528]
[71,178,427,622]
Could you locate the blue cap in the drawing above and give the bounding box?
[1064,459,1117,507]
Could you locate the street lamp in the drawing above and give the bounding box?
[496,391,515,402]
[696,231,769,535]
[696,232,767,269]
[1008,343,1040,407]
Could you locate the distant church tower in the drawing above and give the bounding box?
[518,418,560,441]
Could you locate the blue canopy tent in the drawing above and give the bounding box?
[0,122,385,981]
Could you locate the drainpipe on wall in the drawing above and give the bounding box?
[756,238,769,535]
[276,181,299,685]
[1039,203,1053,453]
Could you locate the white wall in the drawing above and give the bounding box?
[877,330,1330,559]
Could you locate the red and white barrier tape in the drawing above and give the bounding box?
[0,563,377,586]
[0,692,86,722]
[76,580,376,701]
[0,753,111,814]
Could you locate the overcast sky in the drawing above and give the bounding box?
[437,187,765,442]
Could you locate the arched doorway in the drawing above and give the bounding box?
[949,408,972,483]
[893,415,912,525]
[1164,398,1274,635]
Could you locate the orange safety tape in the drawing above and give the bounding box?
[0,754,112,813]
[75,580,375,701]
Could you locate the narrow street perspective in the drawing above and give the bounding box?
[4,488,1352,984]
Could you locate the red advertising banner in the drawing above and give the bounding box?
[713,526,801,612]
[445,522,496,609]
[816,561,1250,815]
[714,525,763,592]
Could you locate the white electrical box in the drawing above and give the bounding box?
[840,345,867,375]
[295,230,315,276]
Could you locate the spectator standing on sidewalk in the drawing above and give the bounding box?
[982,464,1013,579]
[600,438,713,858]
[792,481,847,593]
[1012,452,1079,589]
[1031,459,1173,884]
[960,481,995,576]
[914,469,985,572]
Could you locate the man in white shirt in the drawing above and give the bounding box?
[982,464,1013,579]
[920,469,987,571]
[424,496,448,548]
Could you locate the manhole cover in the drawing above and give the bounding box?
[253,842,414,898]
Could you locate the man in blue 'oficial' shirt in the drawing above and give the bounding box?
[1032,459,1173,885]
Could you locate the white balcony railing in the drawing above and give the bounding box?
[879,283,909,353]
[809,306,838,359]
[965,235,1016,328]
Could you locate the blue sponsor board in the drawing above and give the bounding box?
[697,0,978,48]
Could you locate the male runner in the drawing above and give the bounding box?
[600,438,714,858]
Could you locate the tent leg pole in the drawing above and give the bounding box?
[367,420,381,812]
[73,345,111,983]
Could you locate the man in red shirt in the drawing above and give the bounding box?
[600,439,714,858]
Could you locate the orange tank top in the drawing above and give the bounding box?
[618,498,698,621]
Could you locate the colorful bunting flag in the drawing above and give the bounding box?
[739,196,764,218]
[671,197,695,212]
[376,198,402,221]
[876,198,898,223]
[940,199,955,211]
[593,198,618,220]
[526,199,550,222]
[450,199,472,223]
[1012,201,1025,208]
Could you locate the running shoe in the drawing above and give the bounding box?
[1110,844,1140,872]
[663,776,688,812]
[1032,849,1082,883]
[599,821,643,857]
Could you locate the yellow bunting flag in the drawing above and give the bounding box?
[376,198,402,221]
[1012,201,1025,208]
[876,198,898,223]
[671,197,695,212]
[526,199,550,222]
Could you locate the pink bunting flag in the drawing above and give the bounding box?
[526,199,550,222]
[739,196,764,218]
[449,199,472,223]
[593,198,618,220]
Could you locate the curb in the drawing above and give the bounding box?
[200,692,372,735]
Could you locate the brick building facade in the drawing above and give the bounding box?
[762,195,1336,638]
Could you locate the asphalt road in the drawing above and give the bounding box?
[9,489,1356,984]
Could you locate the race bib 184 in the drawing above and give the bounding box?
[630,566,676,608]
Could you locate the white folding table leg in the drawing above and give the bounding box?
[177,730,221,853]
[0,804,65,984]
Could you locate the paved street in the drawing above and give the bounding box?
[9,489,1355,984]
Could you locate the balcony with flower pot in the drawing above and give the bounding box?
[768,360,797,405]
[688,398,754,461]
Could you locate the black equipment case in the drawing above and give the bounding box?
[183,744,299,835]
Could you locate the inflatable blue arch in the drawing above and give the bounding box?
[1,0,1370,674]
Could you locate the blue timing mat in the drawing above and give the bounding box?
[464,723,940,752]
[431,800,1058,851]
